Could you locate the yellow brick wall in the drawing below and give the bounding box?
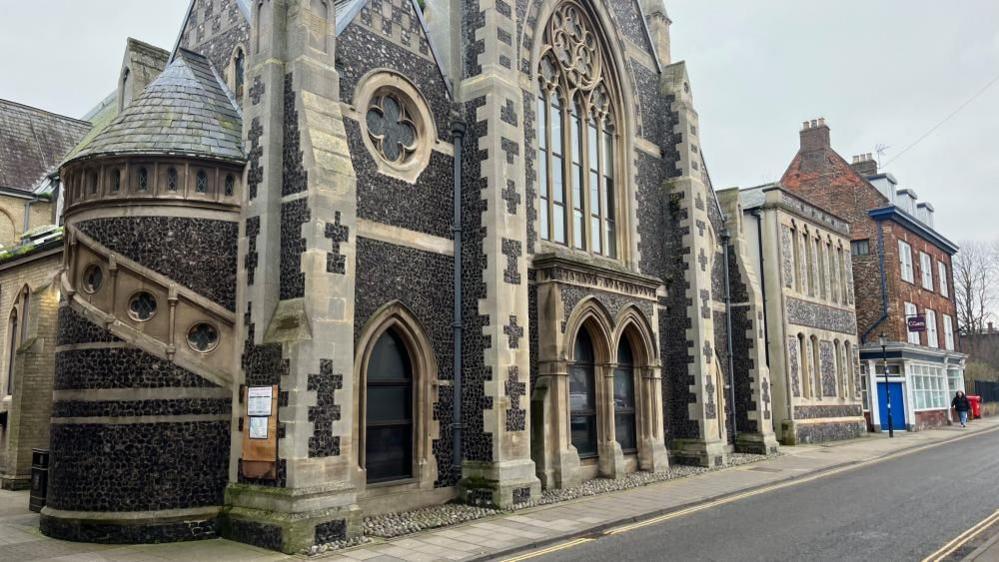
[0,250,62,487]
[0,194,55,248]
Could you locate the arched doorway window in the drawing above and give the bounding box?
[536,1,619,258]
[614,338,637,453]
[365,329,413,483]
[570,328,598,458]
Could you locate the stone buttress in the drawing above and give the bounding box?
[222,0,361,553]
[660,61,730,467]
[718,189,780,454]
[454,0,541,506]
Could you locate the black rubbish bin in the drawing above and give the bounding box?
[29,448,48,513]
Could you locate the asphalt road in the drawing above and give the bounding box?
[534,428,999,562]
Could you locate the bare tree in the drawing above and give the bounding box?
[954,240,998,336]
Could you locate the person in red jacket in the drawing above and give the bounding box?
[952,391,971,428]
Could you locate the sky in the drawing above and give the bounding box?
[1,1,997,242]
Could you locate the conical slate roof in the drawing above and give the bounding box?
[69,49,244,164]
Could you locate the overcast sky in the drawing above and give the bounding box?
[1,1,997,242]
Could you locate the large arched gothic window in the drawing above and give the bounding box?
[570,328,598,458]
[614,338,637,453]
[365,329,413,483]
[537,2,618,258]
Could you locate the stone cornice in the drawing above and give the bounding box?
[532,252,662,301]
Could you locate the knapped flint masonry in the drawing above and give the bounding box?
[39,0,780,552]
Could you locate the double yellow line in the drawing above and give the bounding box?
[922,509,999,562]
[501,538,595,562]
[500,425,999,562]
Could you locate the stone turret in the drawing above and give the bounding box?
[43,49,245,543]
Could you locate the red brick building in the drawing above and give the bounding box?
[779,119,966,432]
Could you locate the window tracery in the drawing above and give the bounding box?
[537,2,618,258]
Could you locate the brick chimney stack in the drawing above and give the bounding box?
[850,153,878,177]
[800,117,830,151]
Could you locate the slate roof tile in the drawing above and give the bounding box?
[0,100,91,191]
[70,49,244,164]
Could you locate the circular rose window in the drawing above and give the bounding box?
[127,291,157,322]
[357,72,435,184]
[187,323,220,353]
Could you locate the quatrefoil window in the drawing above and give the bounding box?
[187,323,220,353]
[366,93,418,165]
[128,291,157,322]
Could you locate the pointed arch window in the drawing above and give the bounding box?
[614,338,637,453]
[234,48,246,99]
[537,2,618,258]
[365,329,413,483]
[570,328,598,458]
[5,308,17,397]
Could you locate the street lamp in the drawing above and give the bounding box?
[879,334,894,438]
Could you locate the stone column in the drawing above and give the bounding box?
[456,0,540,506]
[224,0,361,553]
[597,363,626,479]
[639,365,670,471]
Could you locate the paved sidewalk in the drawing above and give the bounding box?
[2,419,997,562]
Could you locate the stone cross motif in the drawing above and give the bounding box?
[502,180,521,214]
[696,219,706,237]
[249,77,265,106]
[695,191,705,211]
[505,366,527,432]
[325,211,350,275]
[700,289,711,319]
[502,239,522,285]
[504,316,524,349]
[698,249,708,272]
[704,375,717,419]
[308,359,343,458]
[703,340,713,364]
[245,217,260,285]
[366,94,417,163]
[247,119,264,200]
[762,378,772,420]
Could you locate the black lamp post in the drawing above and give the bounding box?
[880,334,894,438]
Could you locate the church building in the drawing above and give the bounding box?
[39,0,778,553]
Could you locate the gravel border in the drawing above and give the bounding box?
[310,452,782,554]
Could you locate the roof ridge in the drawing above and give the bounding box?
[126,37,171,58]
[0,98,92,127]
